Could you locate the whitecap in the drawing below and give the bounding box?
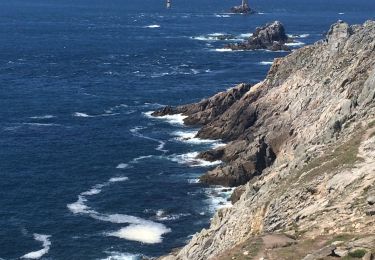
[109,177,129,183]
[116,163,130,169]
[107,223,171,244]
[144,24,160,28]
[21,234,51,259]
[29,115,56,119]
[73,112,93,118]
[338,12,345,15]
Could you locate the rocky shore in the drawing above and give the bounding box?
[154,20,375,259]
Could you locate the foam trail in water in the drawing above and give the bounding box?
[144,111,187,126]
[30,115,56,119]
[130,126,168,153]
[68,174,171,244]
[21,234,51,259]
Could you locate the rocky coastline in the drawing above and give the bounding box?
[154,20,375,259]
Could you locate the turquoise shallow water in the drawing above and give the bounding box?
[0,0,374,259]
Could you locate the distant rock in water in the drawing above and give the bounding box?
[230,4,256,14]
[226,21,291,51]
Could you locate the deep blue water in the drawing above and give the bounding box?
[0,0,374,259]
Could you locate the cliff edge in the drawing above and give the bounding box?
[156,21,375,260]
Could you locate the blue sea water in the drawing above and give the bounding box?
[0,0,374,259]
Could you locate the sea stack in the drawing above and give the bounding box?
[226,21,291,51]
[231,0,256,14]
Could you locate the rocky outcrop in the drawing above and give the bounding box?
[226,21,290,51]
[152,83,252,126]
[157,20,375,260]
[230,4,256,14]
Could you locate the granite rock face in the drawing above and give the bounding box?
[156,21,375,260]
[226,21,290,51]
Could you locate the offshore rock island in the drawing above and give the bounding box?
[154,20,375,259]
[226,21,291,52]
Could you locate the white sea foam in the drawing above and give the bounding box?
[154,209,190,221]
[107,223,171,244]
[205,187,235,212]
[130,126,168,153]
[287,33,310,39]
[116,163,130,169]
[68,175,171,244]
[73,112,93,118]
[145,111,187,126]
[238,33,253,38]
[67,195,92,214]
[30,115,56,119]
[144,24,160,28]
[214,14,231,18]
[130,155,155,164]
[214,48,233,52]
[21,234,51,259]
[172,130,218,144]
[169,152,222,167]
[109,177,129,183]
[338,12,345,15]
[285,41,305,47]
[102,252,140,260]
[259,61,274,65]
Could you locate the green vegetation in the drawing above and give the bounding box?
[297,129,364,182]
[368,120,375,128]
[347,249,367,258]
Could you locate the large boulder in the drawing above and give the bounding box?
[227,21,290,51]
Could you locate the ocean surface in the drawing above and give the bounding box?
[0,0,374,259]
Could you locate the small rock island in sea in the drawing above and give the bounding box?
[230,0,256,14]
[226,21,291,51]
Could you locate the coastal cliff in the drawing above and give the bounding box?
[156,21,375,259]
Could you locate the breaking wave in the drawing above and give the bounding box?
[169,152,222,168]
